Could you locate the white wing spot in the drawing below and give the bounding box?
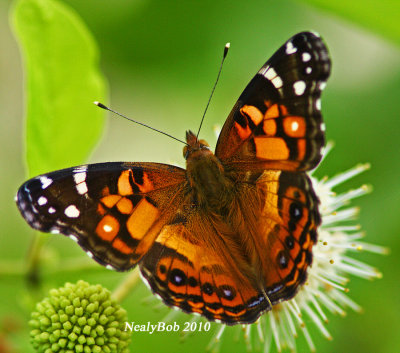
[271,76,283,89]
[25,212,34,222]
[74,172,88,195]
[316,98,321,110]
[264,67,277,80]
[302,52,312,62]
[106,265,115,271]
[69,234,79,243]
[48,207,56,214]
[285,41,297,55]
[50,228,60,234]
[103,224,113,232]
[73,172,86,184]
[291,121,299,131]
[40,176,53,189]
[319,81,327,90]
[293,81,306,96]
[38,196,47,206]
[305,67,312,74]
[14,194,18,202]
[76,183,88,195]
[86,251,94,258]
[321,122,326,132]
[260,67,284,89]
[65,205,80,218]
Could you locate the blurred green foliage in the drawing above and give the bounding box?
[1,0,400,352]
[12,0,106,177]
[301,0,400,46]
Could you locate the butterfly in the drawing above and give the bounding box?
[16,32,331,325]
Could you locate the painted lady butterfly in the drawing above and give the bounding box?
[16,32,330,324]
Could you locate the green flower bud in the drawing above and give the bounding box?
[29,281,130,352]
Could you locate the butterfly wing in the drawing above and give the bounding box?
[255,170,320,303]
[139,169,320,324]
[215,31,330,171]
[212,32,330,310]
[140,216,271,325]
[16,162,186,271]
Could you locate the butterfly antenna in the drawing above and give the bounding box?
[94,102,188,145]
[196,42,230,140]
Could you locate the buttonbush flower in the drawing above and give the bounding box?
[29,280,131,353]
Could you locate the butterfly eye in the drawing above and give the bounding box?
[199,139,210,149]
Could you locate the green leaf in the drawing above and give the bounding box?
[299,0,400,46]
[12,0,107,177]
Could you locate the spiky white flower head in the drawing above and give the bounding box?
[202,143,387,353]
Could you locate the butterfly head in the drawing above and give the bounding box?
[183,130,211,160]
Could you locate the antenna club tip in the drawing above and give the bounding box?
[94,101,108,110]
[223,42,230,58]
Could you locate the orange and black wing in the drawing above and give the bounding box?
[140,217,271,325]
[16,162,186,271]
[139,169,321,324]
[254,170,320,303]
[215,32,330,172]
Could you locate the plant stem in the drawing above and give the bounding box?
[25,232,48,286]
[111,268,141,303]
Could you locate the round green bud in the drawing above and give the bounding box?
[29,281,130,352]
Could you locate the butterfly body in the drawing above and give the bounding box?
[16,32,330,324]
[184,131,233,211]
[184,130,275,291]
